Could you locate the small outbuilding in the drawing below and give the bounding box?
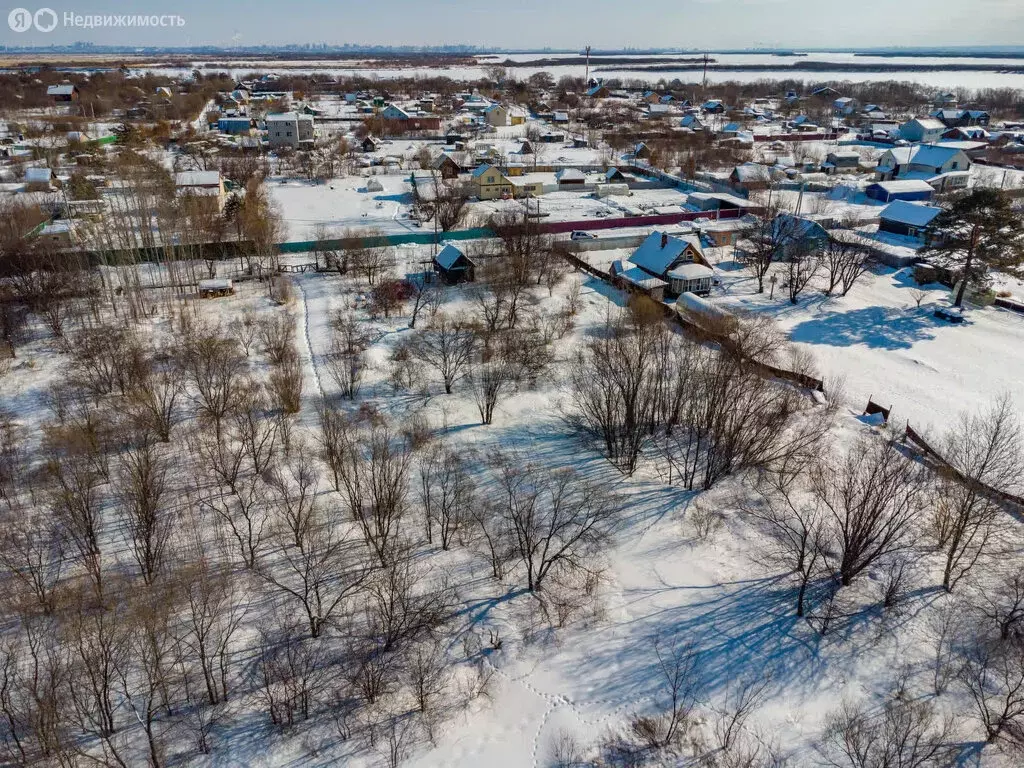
[878,200,942,239]
[198,278,234,298]
[433,244,475,284]
[865,179,935,203]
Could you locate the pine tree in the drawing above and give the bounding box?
[924,189,1024,307]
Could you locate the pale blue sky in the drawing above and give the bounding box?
[2,0,1023,49]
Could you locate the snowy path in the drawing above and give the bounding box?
[293,277,324,403]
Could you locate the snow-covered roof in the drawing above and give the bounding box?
[175,171,222,188]
[667,263,714,281]
[628,231,704,277]
[23,167,53,183]
[434,244,468,271]
[46,84,76,96]
[869,179,936,194]
[882,144,966,167]
[262,112,301,122]
[732,163,772,183]
[879,200,943,228]
[615,264,669,290]
[555,168,585,182]
[904,117,945,130]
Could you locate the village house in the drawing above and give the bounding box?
[702,99,727,114]
[46,83,79,103]
[484,104,509,127]
[586,83,611,99]
[361,136,381,153]
[470,163,513,200]
[833,97,858,115]
[175,170,226,212]
[431,153,463,180]
[878,200,942,240]
[729,162,773,192]
[218,117,255,135]
[898,117,947,144]
[931,108,991,128]
[265,112,314,148]
[875,144,971,178]
[23,167,56,189]
[822,149,863,174]
[618,230,713,297]
[555,168,586,187]
[433,244,476,284]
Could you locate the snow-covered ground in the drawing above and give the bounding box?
[3,230,1024,767]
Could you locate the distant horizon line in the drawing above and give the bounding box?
[2,44,1024,56]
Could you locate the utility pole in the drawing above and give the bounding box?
[584,45,591,85]
[702,52,709,93]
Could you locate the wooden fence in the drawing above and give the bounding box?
[559,251,826,395]
[904,424,1024,511]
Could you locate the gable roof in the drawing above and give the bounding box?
[471,163,504,180]
[879,200,942,228]
[904,117,945,130]
[555,168,585,182]
[434,244,470,271]
[628,231,704,277]
[732,162,772,183]
[882,144,968,167]
[46,84,76,96]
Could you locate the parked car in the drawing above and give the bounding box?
[935,306,965,323]
[570,230,597,241]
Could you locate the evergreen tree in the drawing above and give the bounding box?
[924,189,1024,307]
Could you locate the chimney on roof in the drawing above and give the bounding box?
[660,233,668,249]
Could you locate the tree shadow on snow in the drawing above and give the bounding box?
[789,305,940,350]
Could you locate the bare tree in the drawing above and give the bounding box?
[714,676,772,755]
[181,561,247,705]
[418,443,475,550]
[787,242,822,304]
[261,461,369,639]
[568,313,662,475]
[814,437,928,587]
[325,313,371,400]
[960,643,1024,746]
[471,361,513,425]
[115,434,174,585]
[631,635,701,750]
[183,331,248,441]
[818,697,958,768]
[0,511,66,615]
[323,416,412,567]
[490,452,620,592]
[129,356,185,442]
[933,396,1022,592]
[410,313,477,395]
[822,235,876,297]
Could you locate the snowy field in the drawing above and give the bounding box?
[268,176,419,241]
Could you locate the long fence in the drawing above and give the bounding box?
[560,250,826,395]
[904,425,1024,512]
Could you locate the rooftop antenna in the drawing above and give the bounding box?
[584,45,591,84]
